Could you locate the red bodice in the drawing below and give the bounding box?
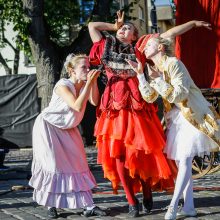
[89,37,156,113]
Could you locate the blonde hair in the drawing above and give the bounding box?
[64,53,88,72]
[152,37,174,57]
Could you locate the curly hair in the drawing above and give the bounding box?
[64,54,88,73]
[124,21,139,41]
[152,36,174,57]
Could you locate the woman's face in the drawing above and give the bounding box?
[116,24,136,43]
[144,38,159,59]
[73,58,90,81]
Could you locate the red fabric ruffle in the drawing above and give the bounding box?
[95,109,176,193]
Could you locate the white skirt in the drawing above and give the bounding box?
[164,107,219,161]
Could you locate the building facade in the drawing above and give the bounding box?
[117,0,175,36]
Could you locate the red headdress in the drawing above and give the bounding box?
[135,33,159,67]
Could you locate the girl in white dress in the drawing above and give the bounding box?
[29,54,106,218]
[127,36,220,220]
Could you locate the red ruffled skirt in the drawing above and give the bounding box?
[95,107,176,193]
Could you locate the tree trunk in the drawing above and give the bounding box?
[0,53,12,75]
[13,48,20,75]
[23,0,62,110]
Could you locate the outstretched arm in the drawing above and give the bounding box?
[160,20,211,39]
[88,10,124,43]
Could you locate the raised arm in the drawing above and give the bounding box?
[160,20,211,39]
[88,10,124,43]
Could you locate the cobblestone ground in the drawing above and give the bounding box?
[0,148,220,220]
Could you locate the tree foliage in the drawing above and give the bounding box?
[0,0,138,65]
[0,0,81,57]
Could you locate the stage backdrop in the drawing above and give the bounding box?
[174,0,220,88]
[0,74,39,148]
[0,74,96,148]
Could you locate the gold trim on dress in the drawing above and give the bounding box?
[163,70,170,83]
[163,99,173,112]
[145,90,158,102]
[204,114,219,131]
[163,86,174,99]
[209,106,220,120]
[180,99,188,108]
[180,104,220,147]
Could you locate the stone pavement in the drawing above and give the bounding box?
[0,148,220,220]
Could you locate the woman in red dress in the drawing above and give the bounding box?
[88,11,211,217]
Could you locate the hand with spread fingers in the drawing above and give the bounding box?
[114,10,125,30]
[147,64,161,79]
[126,58,143,75]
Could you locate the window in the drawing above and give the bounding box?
[119,0,125,8]
[79,0,94,24]
[139,6,144,21]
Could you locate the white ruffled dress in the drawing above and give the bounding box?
[164,106,219,161]
[29,78,96,209]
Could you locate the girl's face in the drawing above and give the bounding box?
[144,38,159,59]
[73,58,90,81]
[116,24,136,43]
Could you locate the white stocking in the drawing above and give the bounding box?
[170,157,194,211]
[182,175,194,212]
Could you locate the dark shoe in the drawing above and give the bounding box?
[128,198,139,218]
[47,207,58,219]
[143,195,153,214]
[83,206,107,217]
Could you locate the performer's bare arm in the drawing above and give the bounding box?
[89,79,100,106]
[56,70,100,112]
[161,20,211,39]
[88,11,124,43]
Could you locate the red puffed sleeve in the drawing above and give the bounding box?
[89,38,106,66]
